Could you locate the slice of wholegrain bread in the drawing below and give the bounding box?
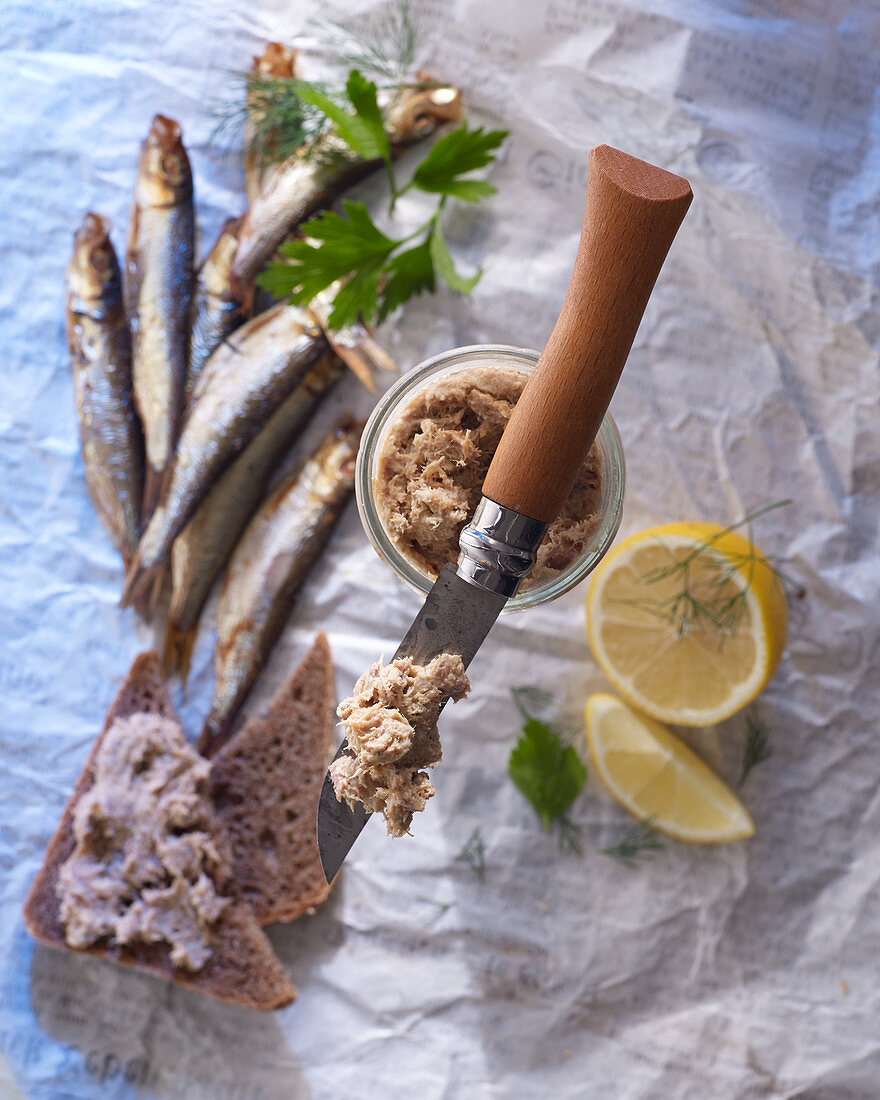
[23,652,296,1011]
[209,633,335,924]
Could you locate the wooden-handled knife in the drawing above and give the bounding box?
[317,145,693,881]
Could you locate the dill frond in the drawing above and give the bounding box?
[416,896,455,924]
[319,1,420,86]
[208,71,332,170]
[510,685,554,720]
[555,815,584,855]
[600,818,665,868]
[455,827,487,883]
[738,712,773,786]
[244,74,332,166]
[610,501,792,641]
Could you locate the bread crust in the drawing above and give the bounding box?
[23,652,296,1011]
[210,633,335,924]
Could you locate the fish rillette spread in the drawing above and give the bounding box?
[330,654,470,836]
[57,713,230,971]
[374,366,602,586]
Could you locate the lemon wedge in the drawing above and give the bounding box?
[585,522,786,727]
[585,693,754,842]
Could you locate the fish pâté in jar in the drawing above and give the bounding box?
[356,345,626,612]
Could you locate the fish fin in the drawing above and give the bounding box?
[332,343,377,392]
[323,330,398,393]
[162,620,197,683]
[357,329,397,374]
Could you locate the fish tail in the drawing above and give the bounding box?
[141,464,163,526]
[197,709,231,757]
[162,619,196,683]
[129,575,159,621]
[120,548,159,610]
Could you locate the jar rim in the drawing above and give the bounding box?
[355,344,626,613]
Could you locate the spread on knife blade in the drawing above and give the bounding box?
[330,654,470,836]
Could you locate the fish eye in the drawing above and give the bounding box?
[160,153,183,179]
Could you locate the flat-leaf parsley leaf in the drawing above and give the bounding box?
[508,717,587,833]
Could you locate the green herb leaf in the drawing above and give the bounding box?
[430,218,481,294]
[258,200,400,323]
[411,124,507,200]
[325,258,387,327]
[344,69,392,163]
[378,238,436,320]
[508,718,587,832]
[296,72,389,162]
[253,259,302,301]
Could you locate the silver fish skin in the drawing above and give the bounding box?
[65,213,144,566]
[245,42,299,206]
[198,416,362,754]
[126,114,194,521]
[188,216,244,399]
[121,302,328,607]
[231,79,464,291]
[163,350,345,680]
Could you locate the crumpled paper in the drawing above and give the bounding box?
[1,0,879,1096]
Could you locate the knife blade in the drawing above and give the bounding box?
[317,145,693,880]
[317,564,507,882]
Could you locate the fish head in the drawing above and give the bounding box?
[67,212,123,315]
[252,41,297,79]
[137,115,193,207]
[386,76,463,144]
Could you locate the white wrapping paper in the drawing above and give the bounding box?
[2,1,879,1096]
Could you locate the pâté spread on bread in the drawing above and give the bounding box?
[57,712,231,971]
[331,653,470,836]
[374,366,603,586]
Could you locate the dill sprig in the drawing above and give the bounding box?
[244,74,332,166]
[455,827,487,882]
[318,1,420,86]
[511,685,554,720]
[610,500,792,641]
[555,815,584,855]
[600,818,665,869]
[738,712,773,786]
[209,72,343,171]
[416,896,455,924]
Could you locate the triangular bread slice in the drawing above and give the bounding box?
[209,633,335,924]
[23,652,296,1011]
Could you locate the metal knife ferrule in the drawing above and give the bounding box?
[456,498,549,598]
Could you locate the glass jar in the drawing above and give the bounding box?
[356,344,626,613]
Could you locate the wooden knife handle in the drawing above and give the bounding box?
[482,145,692,523]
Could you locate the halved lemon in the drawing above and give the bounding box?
[586,522,786,727]
[585,693,754,842]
